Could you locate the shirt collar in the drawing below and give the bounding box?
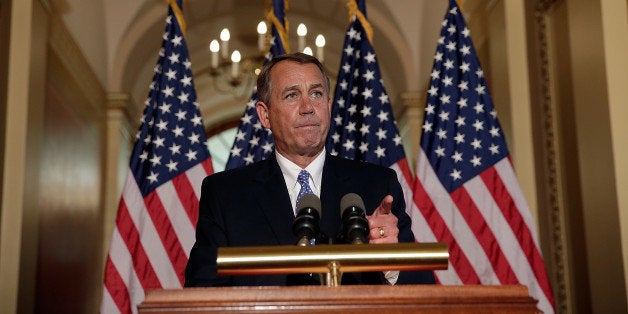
[276,149,326,207]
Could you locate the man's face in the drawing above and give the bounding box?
[256,61,331,160]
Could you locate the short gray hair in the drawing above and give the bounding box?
[256,52,330,106]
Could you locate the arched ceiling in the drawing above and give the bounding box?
[111,0,440,130]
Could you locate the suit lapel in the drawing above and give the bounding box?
[250,154,357,245]
[320,154,353,241]
[251,155,296,245]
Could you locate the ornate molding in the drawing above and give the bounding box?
[534,0,568,313]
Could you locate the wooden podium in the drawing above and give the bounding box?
[138,285,539,313]
[145,243,539,312]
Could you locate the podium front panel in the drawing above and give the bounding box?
[139,285,540,313]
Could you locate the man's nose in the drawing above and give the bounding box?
[300,98,315,114]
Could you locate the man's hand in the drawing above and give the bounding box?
[366,195,399,244]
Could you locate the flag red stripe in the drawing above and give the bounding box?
[391,159,417,217]
[480,167,532,251]
[116,199,161,289]
[412,178,481,284]
[201,157,214,176]
[103,255,131,314]
[451,186,519,284]
[479,167,554,299]
[396,158,413,186]
[143,192,187,286]
[171,172,199,227]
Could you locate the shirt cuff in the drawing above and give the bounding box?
[384,270,400,285]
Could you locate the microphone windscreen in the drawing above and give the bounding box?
[340,193,365,216]
[296,193,321,216]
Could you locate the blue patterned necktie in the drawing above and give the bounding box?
[296,170,314,204]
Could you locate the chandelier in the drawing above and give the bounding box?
[205,21,326,96]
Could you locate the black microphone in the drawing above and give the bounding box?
[340,193,369,244]
[293,194,321,246]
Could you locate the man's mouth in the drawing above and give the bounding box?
[296,122,320,128]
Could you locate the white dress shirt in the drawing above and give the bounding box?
[275,149,325,215]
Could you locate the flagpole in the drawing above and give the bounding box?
[267,0,291,53]
[167,0,187,35]
[346,0,373,43]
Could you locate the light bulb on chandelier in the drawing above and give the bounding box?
[257,21,267,52]
[297,23,307,52]
[315,34,326,63]
[219,28,230,59]
[230,50,241,83]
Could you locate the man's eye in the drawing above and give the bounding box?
[311,91,323,98]
[285,93,297,100]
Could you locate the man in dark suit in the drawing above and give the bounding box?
[185,52,435,286]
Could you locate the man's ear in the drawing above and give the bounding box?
[256,101,271,129]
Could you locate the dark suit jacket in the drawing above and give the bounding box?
[184,153,435,286]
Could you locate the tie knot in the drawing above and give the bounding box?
[297,170,310,185]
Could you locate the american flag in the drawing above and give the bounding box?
[410,1,554,313]
[225,0,288,170]
[326,0,415,212]
[100,1,213,313]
